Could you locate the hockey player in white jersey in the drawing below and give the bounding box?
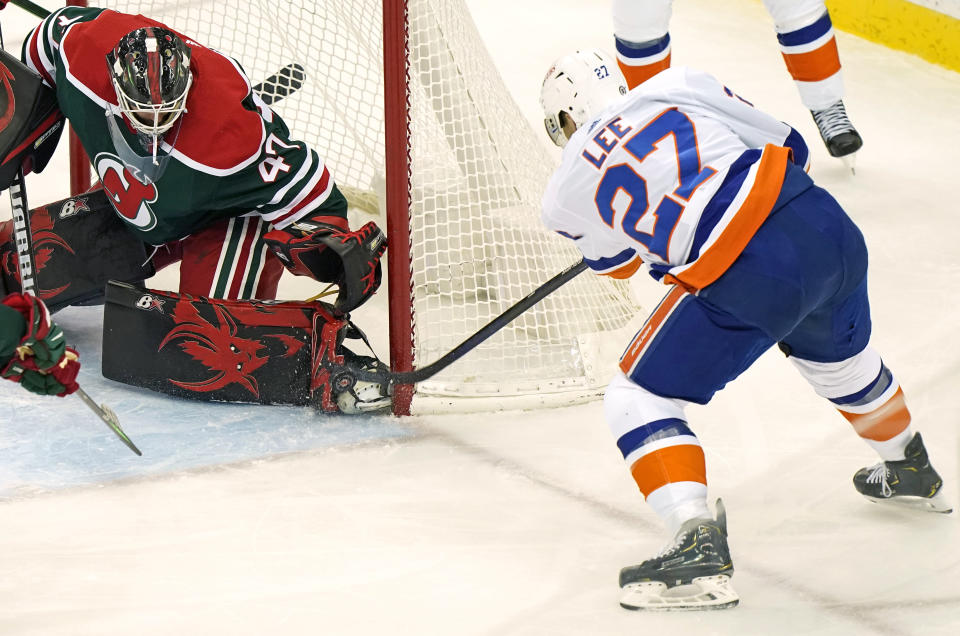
[612,0,862,165]
[540,50,950,612]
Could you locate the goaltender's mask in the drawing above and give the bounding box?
[106,26,193,138]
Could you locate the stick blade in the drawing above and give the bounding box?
[255,63,306,105]
[75,388,143,456]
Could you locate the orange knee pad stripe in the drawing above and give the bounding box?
[618,54,671,89]
[840,387,911,441]
[630,443,706,497]
[781,38,842,82]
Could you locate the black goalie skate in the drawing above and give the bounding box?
[853,433,952,513]
[619,499,738,611]
[811,100,863,171]
[334,346,392,414]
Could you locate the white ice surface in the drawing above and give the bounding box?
[1,1,959,634]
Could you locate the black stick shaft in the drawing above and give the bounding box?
[389,259,588,385]
[10,0,50,19]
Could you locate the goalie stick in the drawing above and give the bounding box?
[1,19,140,455]
[7,0,48,19]
[329,260,589,391]
[8,169,143,456]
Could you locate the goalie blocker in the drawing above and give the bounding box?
[0,47,63,189]
[102,280,390,413]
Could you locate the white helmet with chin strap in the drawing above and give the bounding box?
[540,48,628,148]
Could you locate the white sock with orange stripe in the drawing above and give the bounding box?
[605,374,711,534]
[765,4,845,110]
[789,347,913,461]
[613,0,672,89]
[616,52,671,90]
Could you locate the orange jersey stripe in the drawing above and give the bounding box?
[630,443,707,497]
[674,144,789,291]
[619,285,687,374]
[605,255,644,279]
[618,54,671,90]
[781,38,842,83]
[840,387,911,442]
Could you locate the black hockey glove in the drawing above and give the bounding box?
[1,293,81,397]
[264,218,387,314]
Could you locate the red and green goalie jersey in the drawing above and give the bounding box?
[20,6,346,246]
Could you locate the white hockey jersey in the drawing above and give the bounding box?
[542,66,810,291]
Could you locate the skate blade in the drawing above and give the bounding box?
[839,153,857,175]
[863,490,953,514]
[619,575,739,611]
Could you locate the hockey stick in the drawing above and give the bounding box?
[333,259,589,389]
[253,63,306,105]
[9,170,143,456]
[8,0,49,19]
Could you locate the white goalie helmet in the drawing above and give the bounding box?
[540,48,628,147]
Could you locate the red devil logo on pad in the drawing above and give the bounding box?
[160,300,269,396]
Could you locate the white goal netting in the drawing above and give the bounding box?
[95,0,645,412]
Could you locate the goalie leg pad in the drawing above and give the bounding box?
[0,220,15,297]
[102,280,381,412]
[0,189,154,312]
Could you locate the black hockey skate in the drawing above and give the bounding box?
[853,433,952,513]
[811,100,862,169]
[619,499,738,611]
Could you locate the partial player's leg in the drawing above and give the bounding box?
[763,0,862,161]
[612,0,673,88]
[770,186,950,513]
[605,372,738,611]
[610,283,783,610]
[158,216,285,300]
[787,349,951,513]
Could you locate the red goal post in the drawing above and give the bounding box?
[68,0,645,415]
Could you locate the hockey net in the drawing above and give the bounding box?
[77,0,645,414]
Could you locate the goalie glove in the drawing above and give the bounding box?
[1,293,81,397]
[264,216,387,314]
